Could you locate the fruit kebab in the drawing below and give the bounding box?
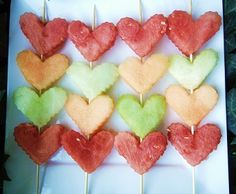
[115,1,168,194]
[181,0,200,186]
[139,1,153,193]
[187,0,216,191]
[138,8,145,190]
[62,5,118,194]
[14,0,70,193]
[139,37,144,194]
[165,1,222,194]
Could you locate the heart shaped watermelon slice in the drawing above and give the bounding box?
[20,12,68,58]
[167,123,221,166]
[68,21,117,61]
[167,10,221,56]
[61,130,114,173]
[117,14,167,57]
[115,131,167,174]
[14,123,68,164]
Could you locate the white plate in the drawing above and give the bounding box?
[4,0,229,194]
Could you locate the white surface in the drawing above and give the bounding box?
[4,0,229,194]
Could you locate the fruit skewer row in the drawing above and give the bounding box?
[61,4,118,194]
[115,1,168,194]
[13,1,69,194]
[166,0,222,193]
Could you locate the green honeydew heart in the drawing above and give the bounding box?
[169,49,218,90]
[67,62,119,100]
[14,87,67,128]
[117,94,166,138]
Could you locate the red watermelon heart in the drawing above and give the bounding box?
[61,130,114,173]
[117,14,167,57]
[167,10,221,56]
[167,123,221,166]
[68,21,117,62]
[20,12,68,58]
[114,131,167,174]
[14,123,68,165]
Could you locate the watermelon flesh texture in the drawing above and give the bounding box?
[62,130,115,173]
[115,131,167,174]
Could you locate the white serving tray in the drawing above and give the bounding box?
[4,0,229,194]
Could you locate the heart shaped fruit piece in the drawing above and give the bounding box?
[115,131,167,174]
[167,10,221,56]
[65,94,114,136]
[20,12,68,58]
[14,87,67,128]
[119,54,168,93]
[117,14,167,57]
[62,130,114,173]
[117,94,166,138]
[165,85,218,126]
[167,123,221,166]
[14,123,68,164]
[67,62,118,100]
[17,50,69,91]
[169,49,218,90]
[68,21,117,61]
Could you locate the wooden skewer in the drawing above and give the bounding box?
[138,1,144,193]
[189,0,192,15]
[83,131,90,194]
[139,137,144,194]
[139,93,143,105]
[36,90,43,194]
[190,125,196,194]
[92,4,96,31]
[36,157,40,194]
[139,173,144,194]
[36,71,43,194]
[36,104,42,194]
[190,54,193,63]
[89,61,93,69]
[139,0,143,23]
[89,4,96,69]
[42,0,47,23]
[189,60,195,194]
[139,91,144,194]
[40,0,46,60]
[139,92,143,194]
[84,167,89,194]
[84,5,97,194]
[189,3,194,191]
[35,1,48,193]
